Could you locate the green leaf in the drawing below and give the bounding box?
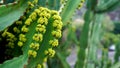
[0,55,28,68]
[0,0,30,31]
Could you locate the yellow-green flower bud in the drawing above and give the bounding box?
[36,24,46,33]
[49,39,59,47]
[25,18,32,25]
[16,21,22,25]
[37,64,41,68]
[18,41,23,47]
[19,34,26,42]
[13,27,20,33]
[33,34,43,42]
[51,10,59,15]
[52,30,62,38]
[21,26,29,33]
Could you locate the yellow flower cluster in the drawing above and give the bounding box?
[37,64,41,68]
[52,30,62,38]
[37,17,48,25]
[21,26,29,33]
[29,12,37,21]
[2,29,16,48]
[17,34,26,47]
[44,48,55,57]
[28,50,37,58]
[25,18,32,25]
[15,21,22,25]
[51,10,59,15]
[36,24,46,33]
[33,34,43,42]
[13,27,20,33]
[18,41,23,47]
[30,43,40,50]
[49,39,59,47]
[53,20,63,30]
[19,34,26,42]
[48,9,62,48]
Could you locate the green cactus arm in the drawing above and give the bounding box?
[95,0,120,13]
[60,0,83,25]
[86,14,104,68]
[26,19,54,68]
[75,10,94,68]
[0,0,31,31]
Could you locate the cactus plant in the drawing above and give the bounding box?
[0,0,120,68]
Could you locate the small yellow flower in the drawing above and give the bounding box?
[2,29,8,37]
[52,15,61,20]
[44,50,49,55]
[18,41,23,47]
[30,43,34,48]
[52,30,62,38]
[34,9,41,14]
[19,34,26,42]
[51,10,59,15]
[13,27,20,33]
[37,64,41,68]
[16,21,22,25]
[49,39,59,47]
[28,50,33,56]
[25,18,32,25]
[28,50,37,58]
[48,48,55,57]
[39,7,44,11]
[37,17,44,24]
[53,20,63,26]
[21,26,29,33]
[35,43,40,50]
[36,24,46,33]
[29,12,37,21]
[43,57,47,62]
[33,34,43,42]
[39,11,47,17]
[37,17,48,25]
[32,51,37,58]
[45,48,55,57]
[53,20,63,30]
[6,32,15,39]
[30,43,40,50]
